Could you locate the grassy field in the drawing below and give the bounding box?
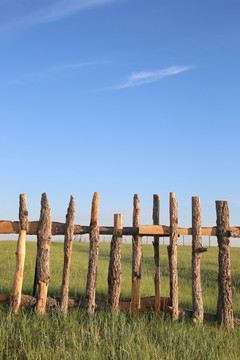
[0,241,240,359]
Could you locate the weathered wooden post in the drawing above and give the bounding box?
[169,192,179,321]
[216,201,234,329]
[85,192,100,314]
[192,196,206,324]
[131,194,142,316]
[11,194,28,315]
[107,214,123,312]
[153,194,160,315]
[60,195,75,315]
[36,193,52,315]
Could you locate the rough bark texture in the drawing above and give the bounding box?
[169,193,179,321]
[36,193,52,315]
[131,194,142,316]
[60,196,75,315]
[152,194,160,315]
[192,196,204,324]
[107,214,123,312]
[85,192,100,314]
[11,194,28,315]
[216,201,234,329]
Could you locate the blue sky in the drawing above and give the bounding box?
[0,0,240,229]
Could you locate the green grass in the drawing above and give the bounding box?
[0,241,240,359]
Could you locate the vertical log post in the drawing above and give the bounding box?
[107,214,123,312]
[192,196,204,324]
[36,193,52,315]
[11,194,28,315]
[131,194,142,316]
[167,192,174,305]
[169,192,179,321]
[216,201,234,329]
[85,192,100,314]
[60,196,75,315]
[152,194,160,315]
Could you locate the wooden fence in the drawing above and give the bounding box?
[1,192,240,329]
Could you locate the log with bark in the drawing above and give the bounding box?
[131,194,142,316]
[60,196,75,314]
[152,194,160,315]
[107,214,123,312]
[85,192,100,314]
[216,201,234,330]
[11,194,28,315]
[36,193,52,315]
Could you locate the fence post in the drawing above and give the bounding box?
[60,195,75,315]
[131,194,142,316]
[36,193,52,315]
[192,196,204,324]
[11,194,28,315]
[216,201,234,329]
[153,194,160,315]
[85,192,100,314]
[169,192,179,320]
[107,214,123,312]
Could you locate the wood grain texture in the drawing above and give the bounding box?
[131,194,142,316]
[152,194,160,315]
[36,193,52,315]
[192,197,204,324]
[11,194,28,315]
[169,193,179,321]
[60,196,75,315]
[216,201,234,329]
[85,192,100,314]
[107,214,123,312]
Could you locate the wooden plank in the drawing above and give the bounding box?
[152,194,160,315]
[131,194,142,316]
[60,196,75,315]
[216,201,234,330]
[107,214,123,312]
[11,194,28,315]
[192,197,204,324]
[85,192,100,314]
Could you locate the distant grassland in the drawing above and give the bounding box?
[0,241,240,359]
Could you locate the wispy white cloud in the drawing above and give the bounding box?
[10,61,98,84]
[1,0,119,31]
[114,65,194,89]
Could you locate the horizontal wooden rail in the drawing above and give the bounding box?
[1,221,240,237]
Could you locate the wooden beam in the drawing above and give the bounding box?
[1,220,240,238]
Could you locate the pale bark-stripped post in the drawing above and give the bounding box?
[216,201,234,329]
[85,192,100,314]
[107,214,123,312]
[192,196,204,324]
[169,192,179,320]
[131,194,142,316]
[36,193,52,315]
[60,195,75,315]
[152,194,160,315]
[11,194,28,315]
